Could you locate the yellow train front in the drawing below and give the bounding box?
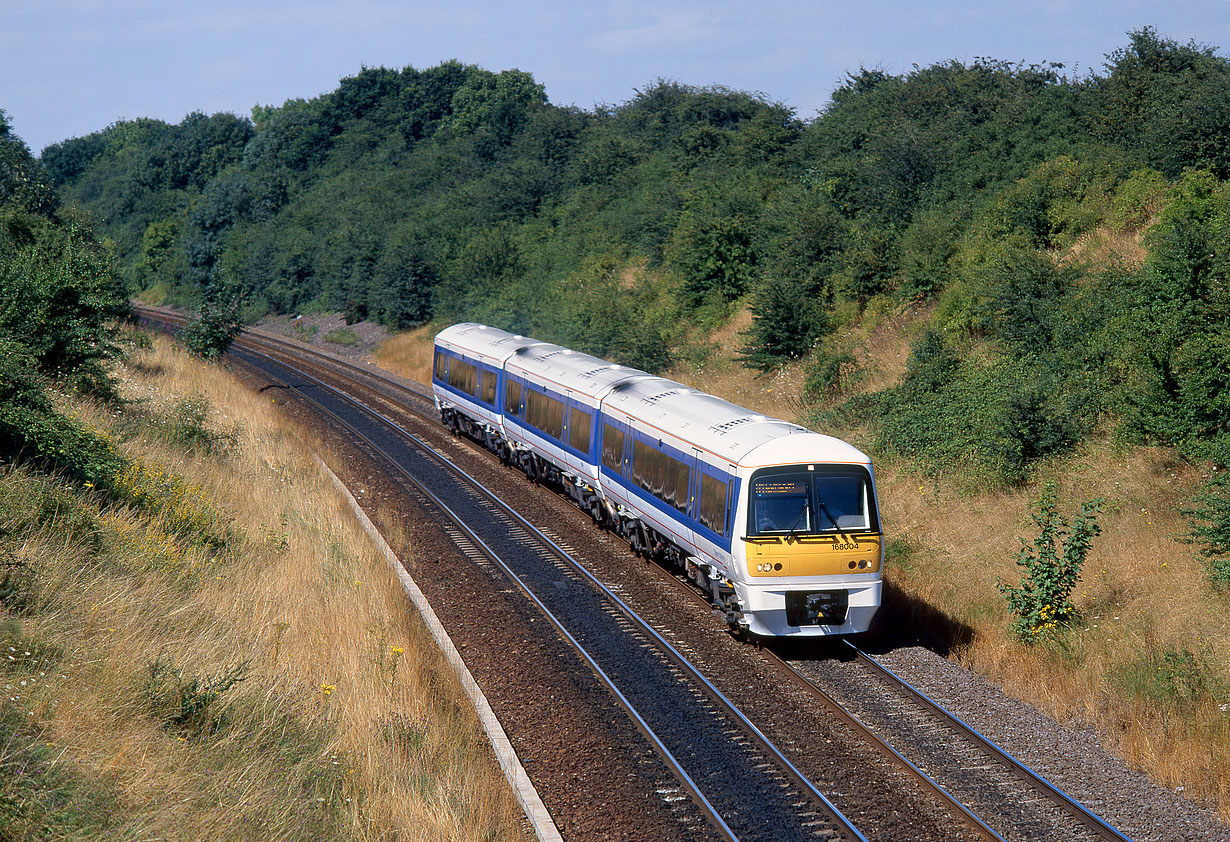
[728,442,883,636]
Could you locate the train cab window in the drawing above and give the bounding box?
[601,424,625,473]
[433,350,447,382]
[505,378,522,416]
[698,473,730,537]
[815,475,870,531]
[569,408,592,454]
[480,369,497,405]
[748,467,877,536]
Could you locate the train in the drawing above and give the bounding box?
[431,323,883,638]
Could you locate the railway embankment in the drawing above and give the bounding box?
[0,328,531,841]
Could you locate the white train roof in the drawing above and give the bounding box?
[506,342,647,400]
[435,323,872,469]
[602,375,869,467]
[434,323,543,364]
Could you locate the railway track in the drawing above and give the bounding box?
[133,305,1139,842]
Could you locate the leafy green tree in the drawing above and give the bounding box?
[1095,27,1230,177]
[0,111,57,214]
[1184,472,1230,588]
[742,187,845,367]
[370,225,436,328]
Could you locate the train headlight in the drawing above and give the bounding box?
[858,559,868,569]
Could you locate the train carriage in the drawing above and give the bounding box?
[432,324,539,450]
[501,343,644,491]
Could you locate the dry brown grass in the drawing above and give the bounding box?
[1064,222,1150,270]
[0,332,530,841]
[373,323,439,386]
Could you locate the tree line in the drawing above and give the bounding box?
[27,29,1230,537]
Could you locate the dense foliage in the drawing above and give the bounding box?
[36,28,1230,495]
[0,109,128,481]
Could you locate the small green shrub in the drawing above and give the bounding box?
[803,344,857,401]
[323,327,359,347]
[182,287,245,360]
[144,654,249,734]
[999,482,1103,642]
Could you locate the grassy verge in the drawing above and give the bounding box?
[0,328,530,840]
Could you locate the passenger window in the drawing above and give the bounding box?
[504,379,522,416]
[698,473,729,537]
[631,437,690,515]
[601,424,625,473]
[569,408,592,454]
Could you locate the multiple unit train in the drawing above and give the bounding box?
[431,323,883,637]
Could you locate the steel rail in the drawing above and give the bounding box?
[230,341,868,842]
[843,642,1135,842]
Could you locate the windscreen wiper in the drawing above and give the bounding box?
[816,499,854,545]
[784,504,809,544]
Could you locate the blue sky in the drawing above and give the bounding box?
[5,1,1227,154]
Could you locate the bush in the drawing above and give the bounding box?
[182,286,245,360]
[1183,471,1230,588]
[802,344,857,401]
[999,483,1102,642]
[864,337,1097,485]
[144,654,249,735]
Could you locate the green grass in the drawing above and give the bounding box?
[324,327,360,347]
